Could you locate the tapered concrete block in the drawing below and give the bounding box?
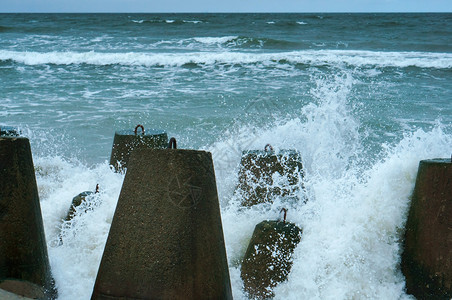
[237,148,305,207]
[92,148,232,300]
[0,280,44,299]
[402,158,452,299]
[109,125,168,172]
[241,220,302,299]
[0,137,56,299]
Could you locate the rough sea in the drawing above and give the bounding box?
[1,13,451,299]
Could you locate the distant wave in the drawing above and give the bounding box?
[167,36,298,49]
[192,36,238,45]
[0,25,14,32]
[222,36,298,49]
[1,50,451,69]
[264,21,308,26]
[152,35,299,50]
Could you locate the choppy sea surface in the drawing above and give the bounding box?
[1,13,451,299]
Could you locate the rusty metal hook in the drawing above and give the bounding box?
[134,124,145,135]
[264,144,274,152]
[280,208,287,224]
[168,137,177,149]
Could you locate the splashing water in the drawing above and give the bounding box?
[26,70,450,300]
[210,74,451,299]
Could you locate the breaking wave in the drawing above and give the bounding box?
[1,49,451,69]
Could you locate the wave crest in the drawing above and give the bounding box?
[1,50,451,69]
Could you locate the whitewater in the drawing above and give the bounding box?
[32,75,451,299]
[1,50,452,69]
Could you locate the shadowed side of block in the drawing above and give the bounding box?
[92,148,232,300]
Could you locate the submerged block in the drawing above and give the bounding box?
[109,125,168,172]
[64,191,93,222]
[402,158,452,299]
[241,220,302,299]
[64,185,99,222]
[92,148,232,300]
[237,149,305,207]
[0,137,56,299]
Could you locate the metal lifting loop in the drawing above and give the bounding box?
[168,137,177,149]
[280,208,287,224]
[134,124,145,135]
[264,144,274,152]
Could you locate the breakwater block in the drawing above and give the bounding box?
[402,158,452,299]
[0,280,44,299]
[0,137,56,299]
[92,148,232,299]
[241,219,302,299]
[109,124,168,172]
[237,146,305,207]
[64,184,99,222]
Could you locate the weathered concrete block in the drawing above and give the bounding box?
[241,220,302,299]
[64,185,99,222]
[109,125,168,172]
[92,148,232,300]
[402,158,452,299]
[0,280,44,299]
[0,137,56,299]
[237,148,305,207]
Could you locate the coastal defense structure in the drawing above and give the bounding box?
[237,145,305,207]
[92,146,232,299]
[402,158,452,299]
[0,137,56,299]
[241,210,302,299]
[64,184,99,222]
[109,124,168,172]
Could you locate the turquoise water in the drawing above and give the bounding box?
[1,13,451,299]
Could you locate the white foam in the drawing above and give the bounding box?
[209,74,451,299]
[36,158,123,300]
[184,20,203,24]
[31,73,451,299]
[1,49,451,69]
[193,36,237,45]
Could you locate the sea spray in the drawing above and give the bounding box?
[275,127,450,299]
[35,158,123,300]
[29,99,451,300]
[211,75,451,299]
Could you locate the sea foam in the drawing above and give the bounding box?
[1,49,451,69]
[34,94,451,300]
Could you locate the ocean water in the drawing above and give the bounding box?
[1,13,451,299]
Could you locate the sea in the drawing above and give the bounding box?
[0,13,451,299]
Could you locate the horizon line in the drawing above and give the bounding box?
[1,11,451,14]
